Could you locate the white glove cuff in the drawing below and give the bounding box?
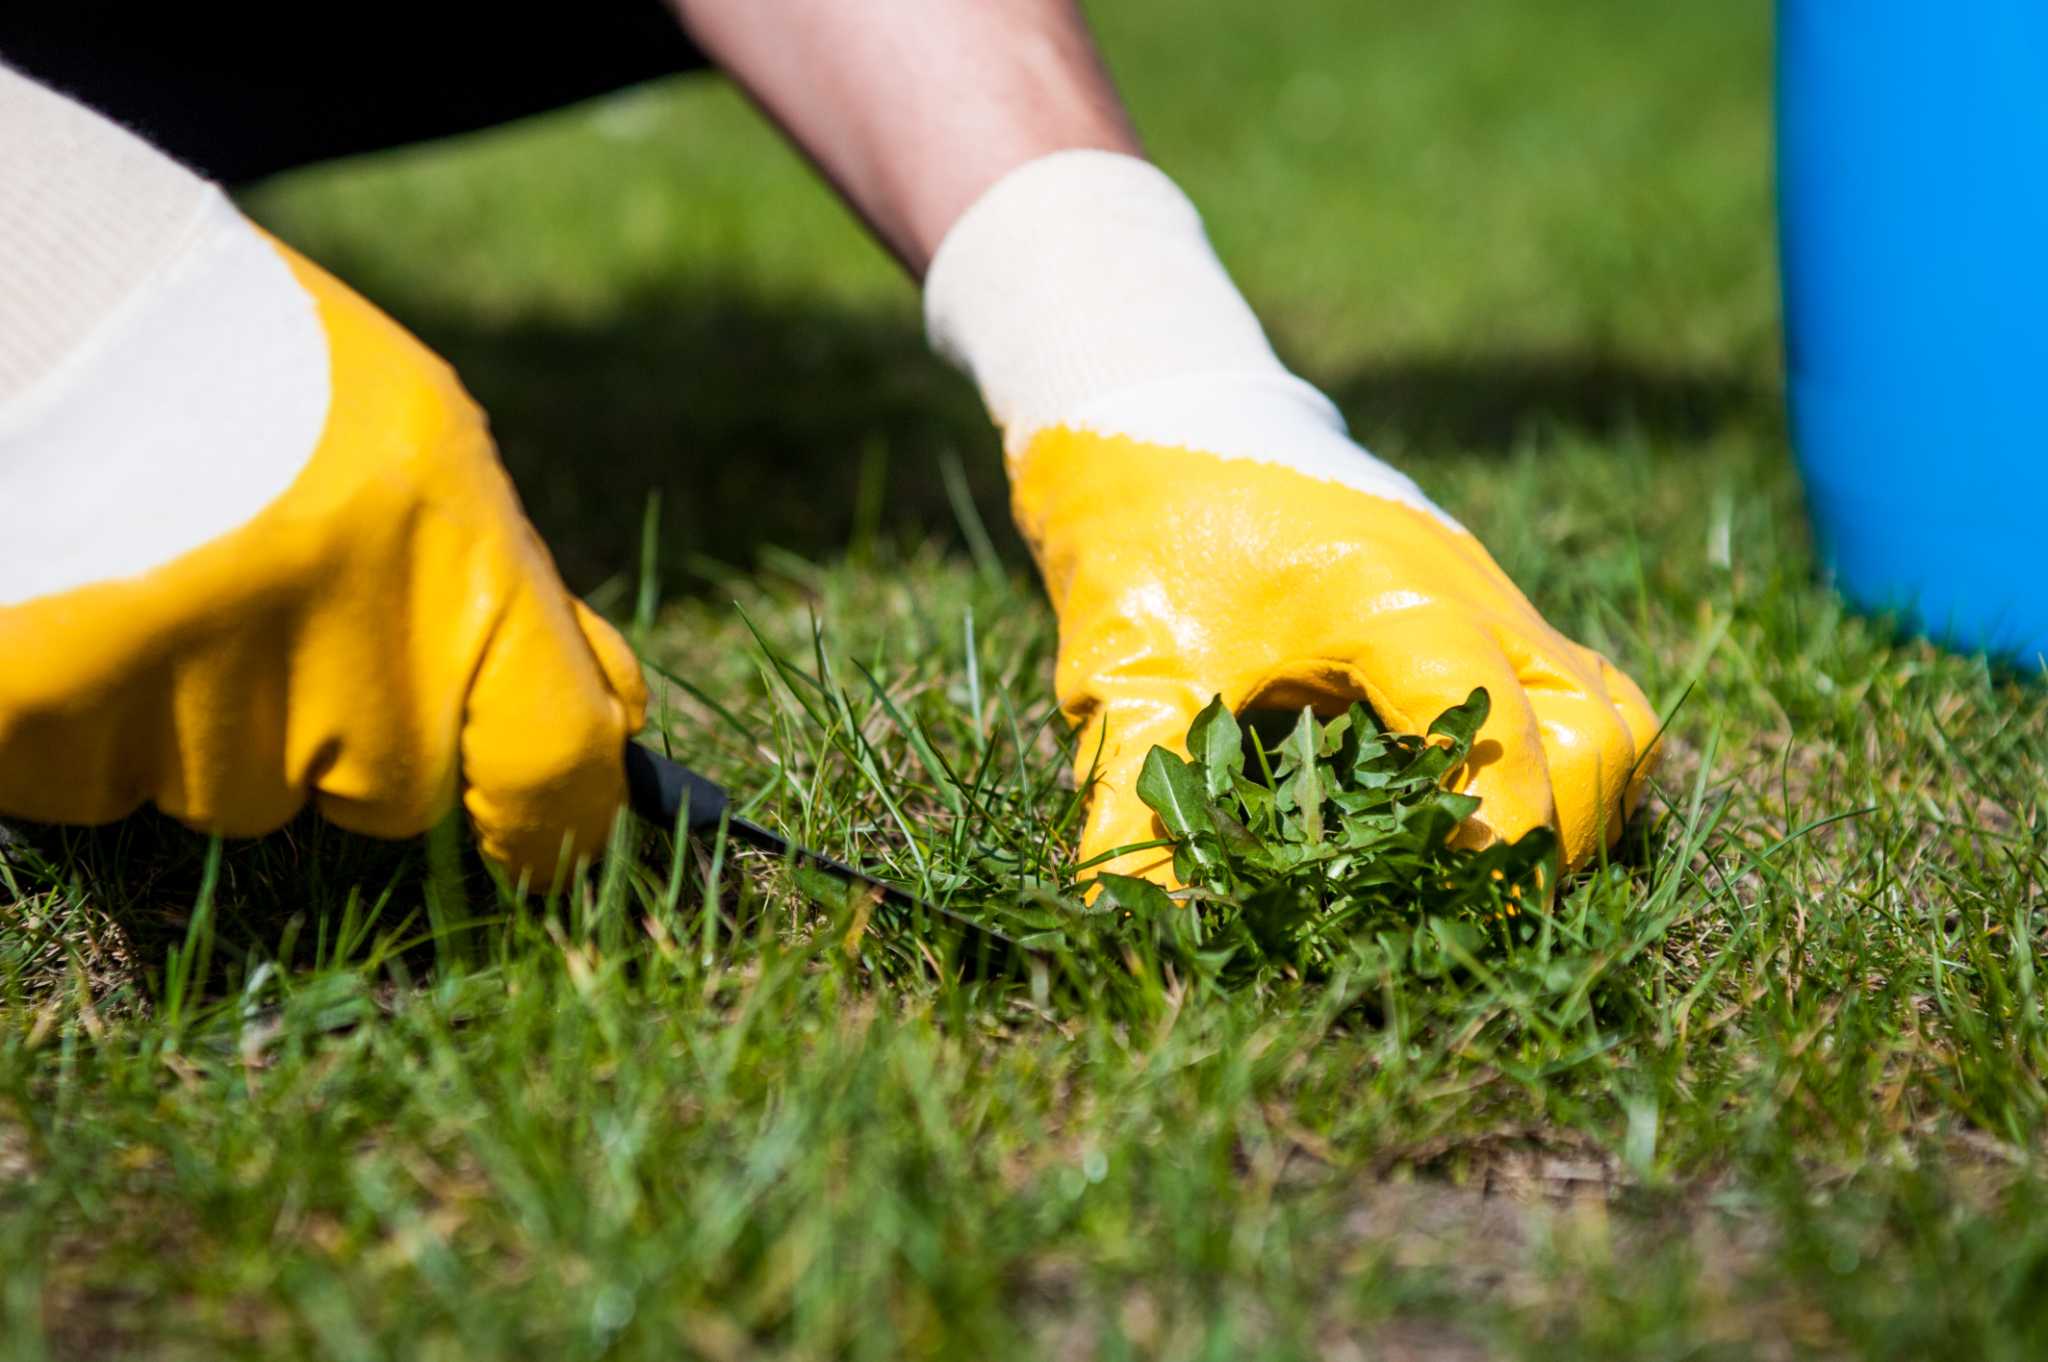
[0,67,217,403]
[923,150,1448,522]
[925,150,1291,450]
[0,70,331,607]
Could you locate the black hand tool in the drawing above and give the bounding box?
[621,742,1018,949]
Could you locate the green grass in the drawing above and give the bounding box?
[5,0,2048,1356]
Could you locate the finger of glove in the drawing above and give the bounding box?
[461,585,641,889]
[571,598,652,719]
[1492,636,1639,867]
[1266,614,1557,855]
[1593,652,1664,813]
[1072,686,1212,890]
[1517,676,1639,868]
[0,621,307,836]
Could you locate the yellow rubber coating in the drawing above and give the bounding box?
[0,241,646,886]
[1010,427,1661,888]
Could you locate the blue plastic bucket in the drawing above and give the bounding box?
[1777,1,2048,667]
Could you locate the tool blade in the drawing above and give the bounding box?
[622,742,1018,949]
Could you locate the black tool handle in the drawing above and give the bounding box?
[620,742,1023,956]
[621,743,794,863]
[623,742,732,832]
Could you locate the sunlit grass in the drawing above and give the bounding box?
[5,0,2047,1356]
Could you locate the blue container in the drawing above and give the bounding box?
[1777,1,2048,667]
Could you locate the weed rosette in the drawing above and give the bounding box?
[1086,690,1558,990]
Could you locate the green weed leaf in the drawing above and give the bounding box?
[1284,708,1323,845]
[1186,697,1245,800]
[1134,689,1552,983]
[1428,687,1491,756]
[1136,746,1206,844]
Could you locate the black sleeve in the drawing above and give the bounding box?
[0,1,709,184]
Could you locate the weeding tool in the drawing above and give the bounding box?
[621,742,1018,949]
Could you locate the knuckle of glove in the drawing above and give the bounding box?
[464,713,631,886]
[1025,425,1667,886]
[1530,690,1639,866]
[461,595,640,886]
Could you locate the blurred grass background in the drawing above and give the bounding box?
[243,0,1776,592]
[10,1,2048,1357]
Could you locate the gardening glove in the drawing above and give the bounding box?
[0,71,646,884]
[926,151,1661,885]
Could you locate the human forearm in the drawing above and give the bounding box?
[672,6,1659,887]
[668,0,1140,275]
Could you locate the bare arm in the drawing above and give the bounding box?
[670,2,1660,891]
[668,0,1141,276]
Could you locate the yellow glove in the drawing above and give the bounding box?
[0,111,644,884]
[1014,426,1660,882]
[926,151,1660,885]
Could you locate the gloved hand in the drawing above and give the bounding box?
[926,151,1660,884]
[0,73,645,883]
[1013,408,1661,882]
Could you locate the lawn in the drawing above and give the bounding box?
[6,1,2048,1357]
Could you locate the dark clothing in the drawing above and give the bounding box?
[1,2,710,183]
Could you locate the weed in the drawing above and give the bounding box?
[1120,691,1555,982]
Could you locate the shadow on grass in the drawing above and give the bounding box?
[3,809,747,1003]
[365,284,1772,593]
[1325,353,1776,461]
[0,810,432,1005]
[383,289,1007,593]
[1,287,1736,952]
